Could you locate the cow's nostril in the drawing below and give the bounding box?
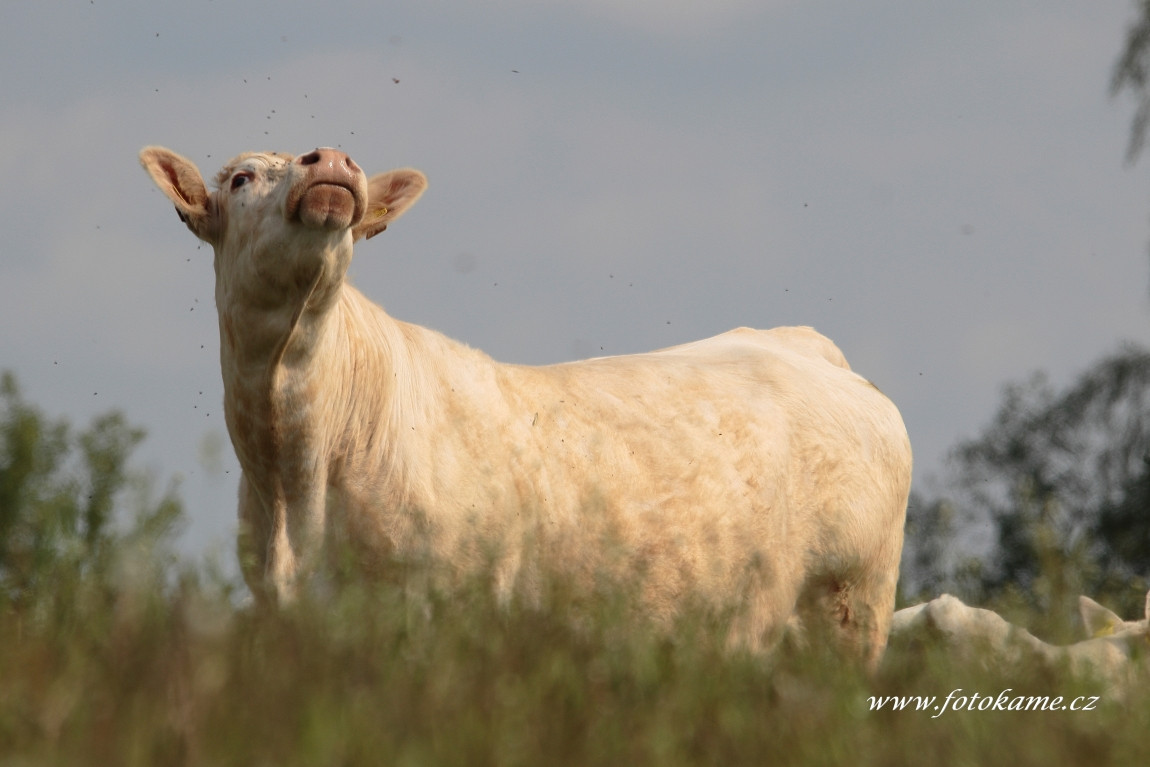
[298,150,321,166]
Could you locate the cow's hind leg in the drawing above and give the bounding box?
[795,568,897,672]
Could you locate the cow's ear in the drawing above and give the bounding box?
[139,146,216,242]
[353,169,427,242]
[1079,595,1124,638]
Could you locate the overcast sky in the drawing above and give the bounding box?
[3,1,1149,559]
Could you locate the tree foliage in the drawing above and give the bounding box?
[1114,1,1150,161]
[0,371,184,611]
[903,345,1150,626]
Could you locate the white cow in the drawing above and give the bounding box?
[889,592,1150,688]
[140,145,913,667]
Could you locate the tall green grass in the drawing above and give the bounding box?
[2,541,1148,767]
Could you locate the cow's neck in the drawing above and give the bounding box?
[216,266,344,482]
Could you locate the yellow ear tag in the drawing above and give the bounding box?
[372,206,389,220]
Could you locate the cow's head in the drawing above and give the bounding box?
[1080,592,1150,640]
[139,146,426,303]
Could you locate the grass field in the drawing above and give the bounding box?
[2,541,1148,767]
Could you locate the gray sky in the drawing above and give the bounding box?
[2,1,1149,559]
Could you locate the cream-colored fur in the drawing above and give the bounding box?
[140,145,913,668]
[890,592,1150,689]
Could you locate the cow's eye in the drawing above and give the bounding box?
[231,172,253,190]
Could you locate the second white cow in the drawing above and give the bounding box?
[889,592,1150,688]
[140,145,913,668]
